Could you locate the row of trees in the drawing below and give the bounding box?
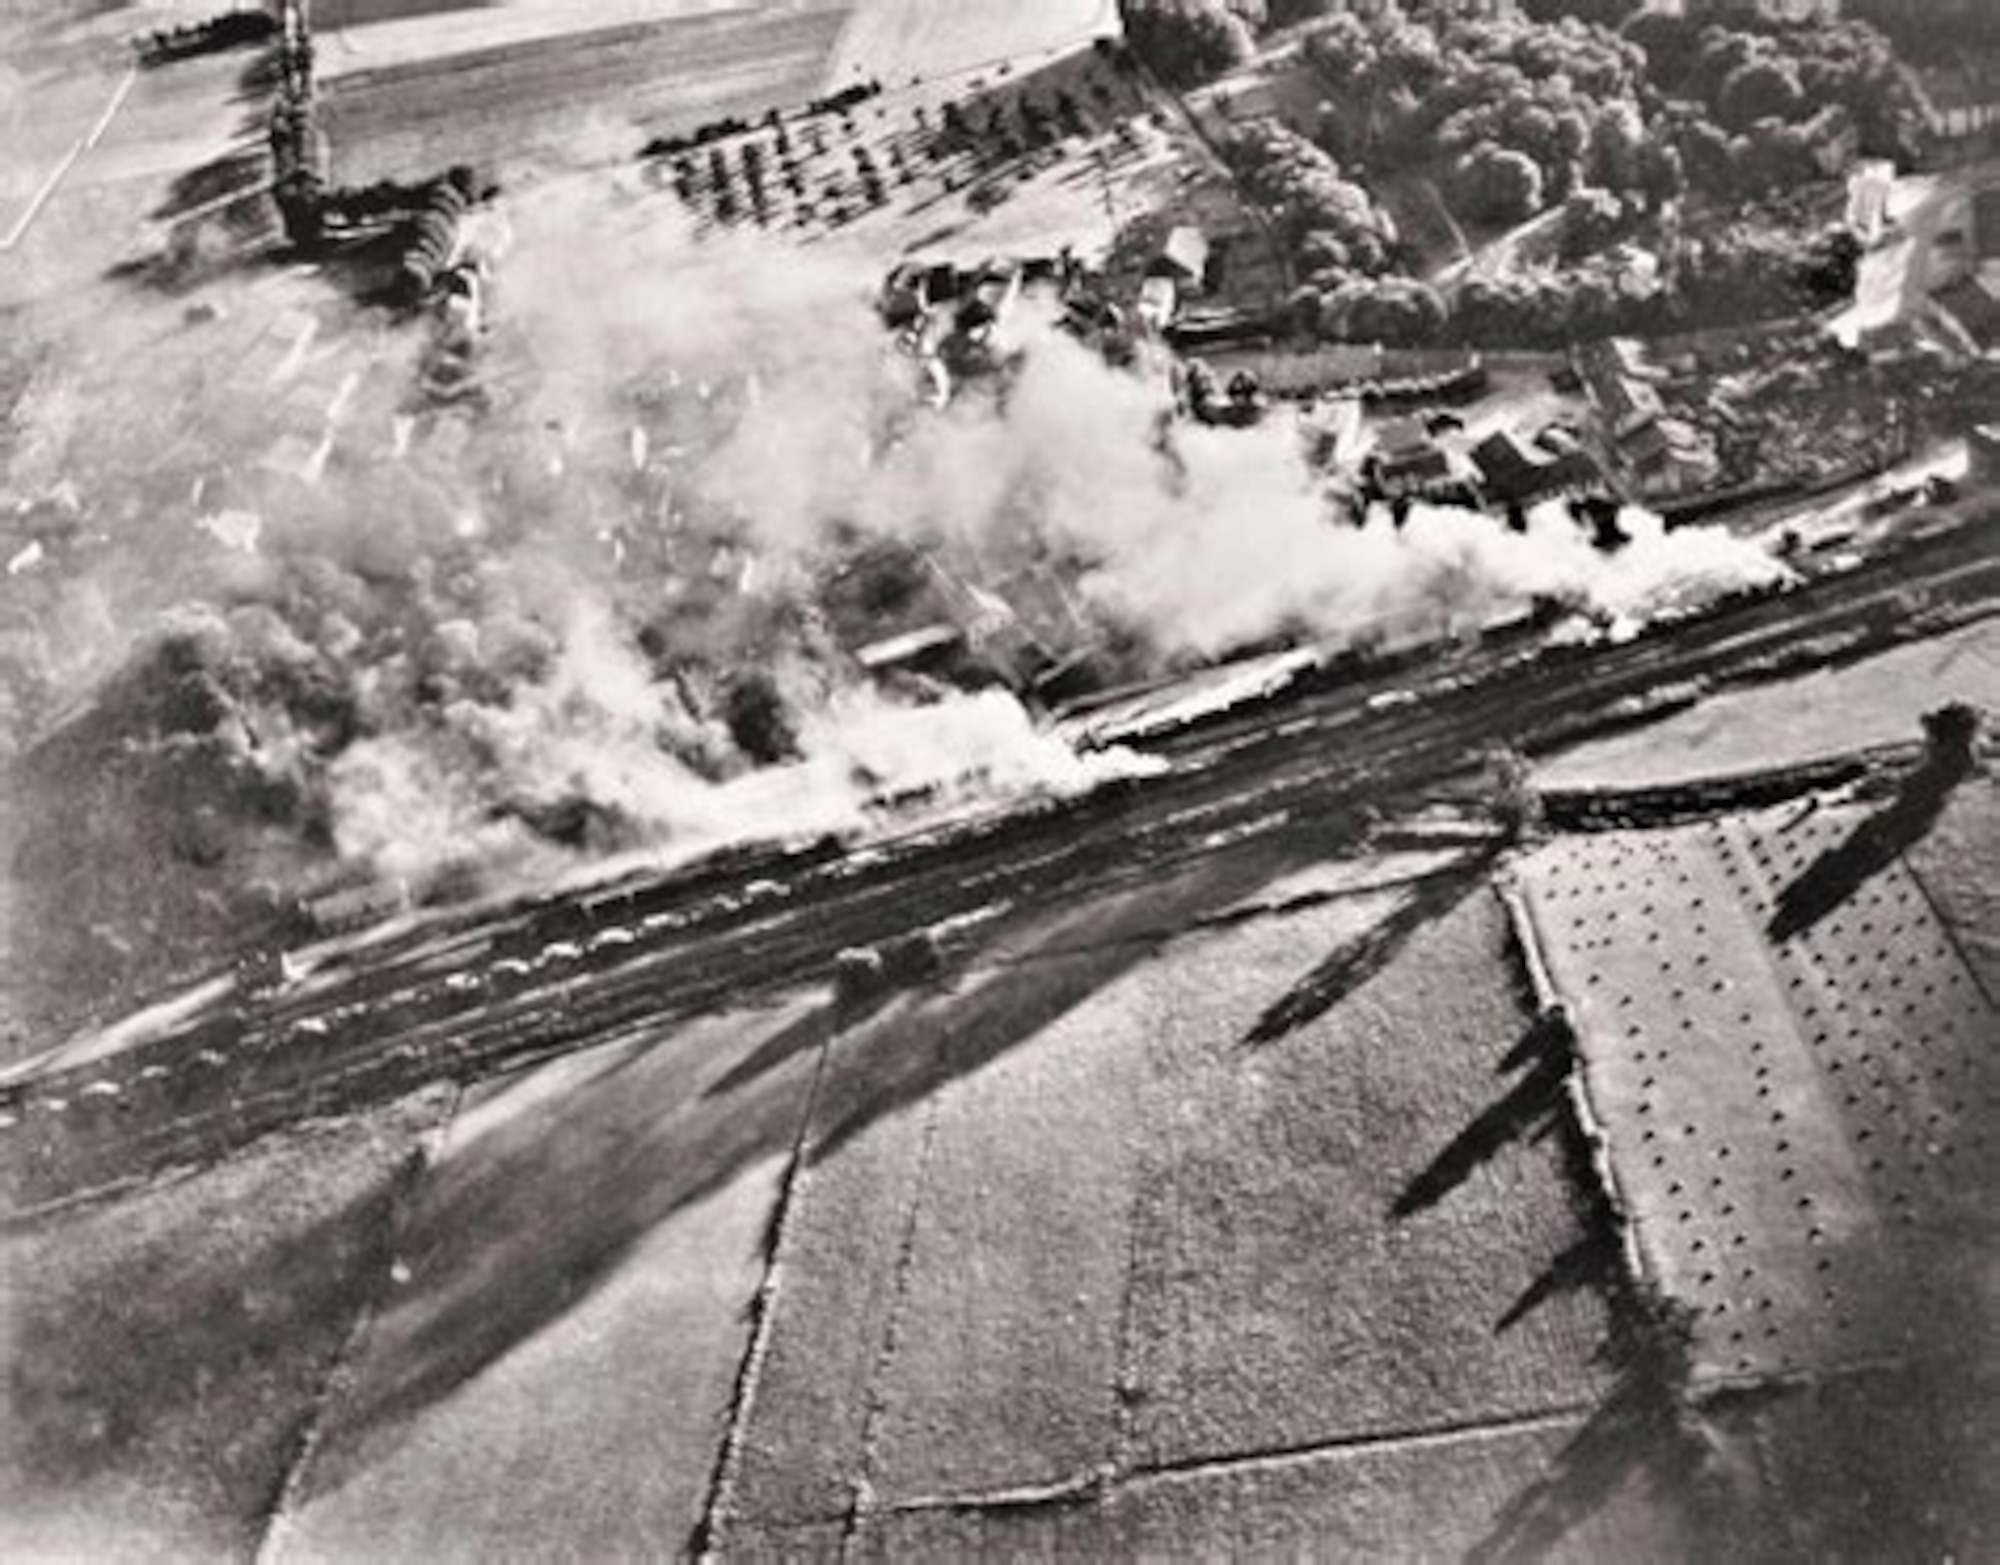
[268,9,322,249]
[1296,3,1927,224]
[1627,9,1928,165]
[1288,222,1862,349]
[1302,10,1678,219]
[135,8,273,67]
[1120,0,1927,221]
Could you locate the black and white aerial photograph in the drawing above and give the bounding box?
[1,0,1995,1557]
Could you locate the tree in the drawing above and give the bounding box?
[1560,185,1625,262]
[1117,0,1254,88]
[1322,276,1447,344]
[1672,115,1732,194]
[1588,98,1646,192]
[1521,0,1638,23]
[1634,140,1686,213]
[1622,12,1699,91]
[1287,283,1325,337]
[1455,142,1545,226]
[1719,57,1805,132]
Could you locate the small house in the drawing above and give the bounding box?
[1371,417,1454,492]
[1624,415,1721,497]
[1471,429,1601,506]
[1934,272,2000,354]
[1149,226,1211,292]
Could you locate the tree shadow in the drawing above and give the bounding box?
[5,1128,424,1554]
[702,978,902,1100]
[1495,1227,1621,1333]
[1768,732,1978,944]
[1241,847,1499,1048]
[1466,1370,1690,1565]
[292,845,1300,1502]
[1389,1045,1567,1220]
[150,147,265,225]
[1467,1274,1760,1564]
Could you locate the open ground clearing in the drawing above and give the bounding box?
[835,1414,1694,1561]
[270,997,829,1561]
[0,39,257,308]
[824,0,1118,91]
[1905,776,2000,994]
[315,0,830,78]
[0,1091,450,1560]
[725,854,1629,1553]
[321,6,853,184]
[1537,615,2000,792]
[10,829,1666,1562]
[315,0,1120,188]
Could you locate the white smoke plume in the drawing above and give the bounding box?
[2,171,1787,907]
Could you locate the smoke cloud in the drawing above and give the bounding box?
[1,170,1787,906]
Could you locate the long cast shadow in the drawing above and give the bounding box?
[1390,1046,1568,1220]
[1496,1228,1622,1333]
[1769,727,1978,944]
[294,841,1311,1500]
[1466,1370,1687,1565]
[1241,847,1500,1048]
[150,147,266,224]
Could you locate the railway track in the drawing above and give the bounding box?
[4,518,1994,1213]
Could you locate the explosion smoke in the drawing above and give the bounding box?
[2,173,1788,910]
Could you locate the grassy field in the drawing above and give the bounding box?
[1537,617,2000,792]
[724,842,1633,1553]
[1907,776,2000,996]
[269,996,829,1560]
[826,0,1117,88]
[851,1415,1695,1561]
[0,39,258,309]
[321,6,853,184]
[0,1092,449,1559]
[312,0,1225,284]
[314,0,1121,187]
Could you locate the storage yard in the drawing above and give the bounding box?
[1519,804,1994,1386]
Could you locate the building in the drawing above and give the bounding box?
[1624,415,1723,498]
[1417,0,1519,16]
[1847,159,1897,247]
[1650,0,1841,18]
[1149,226,1210,292]
[1470,430,1601,507]
[1975,184,2000,259]
[1137,275,1178,331]
[1934,272,2000,354]
[1369,417,1457,494]
[1917,68,2000,153]
[1592,369,1667,443]
[1577,338,1669,444]
[1970,422,2000,483]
